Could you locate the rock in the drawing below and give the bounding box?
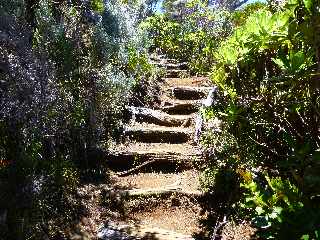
[128,106,190,127]
[166,69,188,78]
[161,100,201,114]
[202,86,218,107]
[171,86,212,100]
[106,150,200,171]
[97,226,133,240]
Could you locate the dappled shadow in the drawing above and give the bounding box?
[0,174,89,239]
[192,167,245,240]
[97,220,162,240]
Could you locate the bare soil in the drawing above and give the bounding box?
[112,170,201,192]
[164,77,211,87]
[114,142,199,154]
[130,201,203,234]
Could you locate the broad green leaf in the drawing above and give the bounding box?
[272,58,286,71]
[303,0,313,13]
[290,51,305,72]
[301,235,310,240]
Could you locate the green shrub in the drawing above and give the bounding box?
[142,5,232,74]
[202,0,320,238]
[0,0,157,238]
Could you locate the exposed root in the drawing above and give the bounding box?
[116,160,158,177]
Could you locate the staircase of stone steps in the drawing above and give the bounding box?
[99,55,212,240]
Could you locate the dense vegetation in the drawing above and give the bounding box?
[201,0,320,238]
[0,0,156,238]
[144,0,265,74]
[0,0,319,239]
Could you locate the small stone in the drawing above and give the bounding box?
[97,227,132,240]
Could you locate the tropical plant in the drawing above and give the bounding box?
[202,0,320,238]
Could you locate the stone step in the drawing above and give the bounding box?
[164,77,210,87]
[166,69,188,78]
[105,188,203,199]
[160,100,201,115]
[98,191,203,239]
[107,143,201,171]
[168,86,212,100]
[127,106,193,127]
[98,222,196,240]
[152,62,188,70]
[123,125,193,143]
[112,169,202,194]
[112,142,199,154]
[150,54,179,64]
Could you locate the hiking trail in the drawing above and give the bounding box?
[76,55,213,240]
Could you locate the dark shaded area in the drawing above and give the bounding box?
[172,87,207,100]
[162,103,199,115]
[124,129,191,143]
[194,166,243,240]
[106,151,193,173]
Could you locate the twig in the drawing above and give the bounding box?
[211,215,228,240]
[116,159,157,177]
[282,117,303,139]
[248,136,279,156]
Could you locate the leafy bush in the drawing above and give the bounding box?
[142,1,234,74]
[240,174,320,239]
[201,0,320,238]
[0,0,156,238]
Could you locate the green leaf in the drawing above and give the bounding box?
[255,206,265,215]
[272,58,286,70]
[303,0,313,13]
[269,207,282,219]
[91,0,105,13]
[290,51,305,72]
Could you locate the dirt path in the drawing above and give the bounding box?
[95,56,212,239]
[71,56,257,240]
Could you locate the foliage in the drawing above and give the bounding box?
[201,0,320,238]
[143,1,265,74]
[163,0,250,14]
[240,174,320,239]
[142,2,233,74]
[0,0,156,238]
[231,1,267,27]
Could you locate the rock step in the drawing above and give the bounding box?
[152,62,188,70]
[106,147,201,172]
[105,188,203,199]
[168,86,212,100]
[123,125,193,143]
[99,193,203,239]
[112,169,201,192]
[164,77,210,87]
[112,142,199,154]
[127,106,193,127]
[150,54,179,64]
[160,100,201,115]
[166,69,188,78]
[98,222,195,240]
